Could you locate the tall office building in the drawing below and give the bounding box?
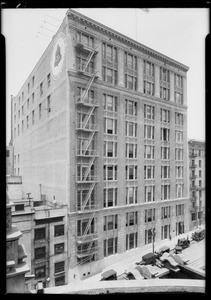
[12,9,189,283]
[188,140,205,230]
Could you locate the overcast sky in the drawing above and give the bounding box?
[2,8,208,145]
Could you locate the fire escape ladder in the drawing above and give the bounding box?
[85,240,94,255]
[81,76,96,102]
[81,182,96,212]
[82,106,95,130]
[83,156,95,181]
[82,212,95,241]
[83,131,96,154]
[83,50,95,73]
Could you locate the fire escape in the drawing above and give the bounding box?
[74,33,99,265]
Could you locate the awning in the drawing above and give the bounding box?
[159,245,170,253]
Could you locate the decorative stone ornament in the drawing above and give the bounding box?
[51,32,66,80]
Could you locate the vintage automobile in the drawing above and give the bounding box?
[155,245,170,259]
[192,228,205,242]
[136,252,157,266]
[176,236,190,249]
[100,269,117,281]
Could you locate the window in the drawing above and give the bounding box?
[102,67,117,85]
[15,204,24,211]
[18,124,20,136]
[77,51,94,73]
[40,82,43,96]
[175,148,183,161]
[126,187,137,205]
[47,73,51,88]
[175,112,183,125]
[143,81,154,96]
[77,31,94,48]
[144,105,154,120]
[176,204,184,216]
[161,185,170,200]
[39,103,42,119]
[175,130,183,143]
[174,74,183,88]
[145,209,155,223]
[161,128,170,141]
[104,118,117,134]
[32,76,35,88]
[104,215,118,231]
[125,99,137,116]
[160,87,170,100]
[27,98,30,108]
[126,232,138,250]
[77,218,94,236]
[176,221,184,235]
[18,110,20,119]
[22,91,24,102]
[55,261,65,274]
[175,91,183,105]
[103,43,117,62]
[161,147,170,160]
[161,206,171,219]
[32,110,35,125]
[161,224,170,240]
[144,145,155,159]
[35,228,46,240]
[125,121,137,137]
[103,165,117,181]
[21,120,24,132]
[145,185,155,202]
[35,247,46,260]
[103,141,117,157]
[32,93,35,103]
[126,211,138,226]
[191,213,196,221]
[176,184,184,199]
[104,237,118,257]
[126,143,137,158]
[77,188,94,211]
[160,109,170,123]
[144,165,155,179]
[144,125,154,140]
[160,67,170,82]
[199,160,202,168]
[125,52,137,70]
[26,115,29,129]
[144,61,154,77]
[54,224,64,237]
[199,170,202,178]
[145,228,155,245]
[35,266,46,279]
[103,94,117,112]
[47,95,51,113]
[55,275,65,286]
[103,188,117,207]
[125,74,137,90]
[126,165,137,180]
[6,150,10,157]
[176,166,183,178]
[161,166,170,179]
[54,243,65,255]
[21,105,24,115]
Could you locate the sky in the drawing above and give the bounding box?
[2,8,208,145]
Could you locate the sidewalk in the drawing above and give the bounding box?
[83,228,201,283]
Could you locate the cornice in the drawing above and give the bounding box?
[67,9,189,73]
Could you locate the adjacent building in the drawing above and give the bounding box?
[6,144,14,175]
[11,9,190,283]
[188,140,205,230]
[7,176,68,289]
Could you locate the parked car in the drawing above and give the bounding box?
[192,228,205,242]
[100,269,117,281]
[136,252,157,266]
[176,236,190,249]
[155,245,170,259]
